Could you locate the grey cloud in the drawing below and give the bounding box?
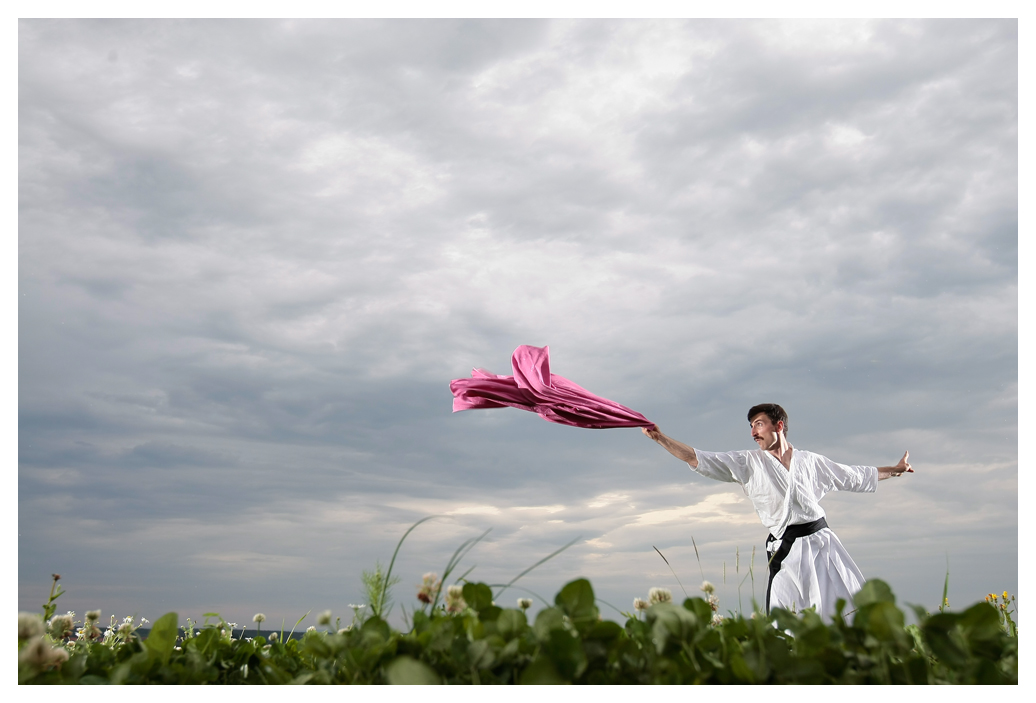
[19,19,1015,626]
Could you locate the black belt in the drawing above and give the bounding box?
[765,517,828,614]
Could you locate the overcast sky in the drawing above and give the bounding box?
[18,19,1017,628]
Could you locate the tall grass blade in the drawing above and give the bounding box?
[691,536,706,582]
[493,535,581,599]
[431,528,491,612]
[595,597,627,618]
[652,546,688,598]
[486,584,551,607]
[287,610,310,642]
[941,554,950,612]
[453,565,476,584]
[379,515,444,617]
[750,545,756,604]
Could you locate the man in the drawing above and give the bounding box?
[643,403,912,618]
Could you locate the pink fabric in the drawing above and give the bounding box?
[450,345,654,429]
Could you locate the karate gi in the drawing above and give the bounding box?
[693,447,878,618]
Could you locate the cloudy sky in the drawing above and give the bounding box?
[18,19,1017,628]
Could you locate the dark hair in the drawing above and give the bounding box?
[747,404,788,437]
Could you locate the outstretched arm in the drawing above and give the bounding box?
[642,425,698,468]
[877,451,913,481]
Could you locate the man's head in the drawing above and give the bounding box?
[748,403,788,449]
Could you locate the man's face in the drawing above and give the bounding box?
[750,413,783,450]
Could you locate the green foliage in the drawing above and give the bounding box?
[361,562,400,620]
[19,578,1017,685]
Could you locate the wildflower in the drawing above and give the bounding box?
[517,598,533,611]
[445,584,467,613]
[19,636,69,671]
[86,610,101,622]
[47,614,74,640]
[708,594,720,612]
[139,617,149,625]
[118,622,133,637]
[700,580,715,595]
[306,626,316,632]
[315,610,332,626]
[417,573,441,604]
[711,613,724,627]
[253,613,266,623]
[19,613,44,641]
[1004,591,1009,601]
[268,632,278,642]
[338,627,351,634]
[633,598,649,612]
[648,587,672,605]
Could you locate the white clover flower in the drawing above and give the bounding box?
[268,632,278,642]
[648,587,672,605]
[19,636,69,671]
[86,610,101,622]
[306,626,316,632]
[708,594,720,611]
[711,613,724,627]
[19,612,44,640]
[700,581,715,595]
[317,610,332,626]
[633,598,649,611]
[48,614,74,640]
[517,598,533,611]
[253,613,266,623]
[417,573,441,604]
[445,584,467,613]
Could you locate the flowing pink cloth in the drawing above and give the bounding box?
[450,345,654,429]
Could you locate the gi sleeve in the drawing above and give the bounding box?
[813,453,878,496]
[692,449,753,485]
